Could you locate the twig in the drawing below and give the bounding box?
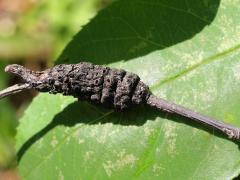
[147,95,240,140]
[2,62,240,142]
[0,83,31,99]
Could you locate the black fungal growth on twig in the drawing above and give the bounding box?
[4,62,150,110]
[1,62,240,141]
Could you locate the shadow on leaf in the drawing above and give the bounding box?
[58,0,221,64]
[17,100,238,162]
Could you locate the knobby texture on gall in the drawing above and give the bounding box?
[5,62,150,110]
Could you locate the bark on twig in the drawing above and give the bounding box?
[0,83,30,99]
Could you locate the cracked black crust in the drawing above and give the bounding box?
[31,62,150,110]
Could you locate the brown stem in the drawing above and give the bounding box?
[147,94,240,141]
[0,84,31,99]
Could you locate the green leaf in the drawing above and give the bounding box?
[0,62,17,168]
[17,0,240,179]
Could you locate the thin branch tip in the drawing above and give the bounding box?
[0,83,31,99]
[147,94,240,142]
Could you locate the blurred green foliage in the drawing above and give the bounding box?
[0,0,112,169]
[0,62,17,169]
[17,0,108,59]
[0,0,111,61]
